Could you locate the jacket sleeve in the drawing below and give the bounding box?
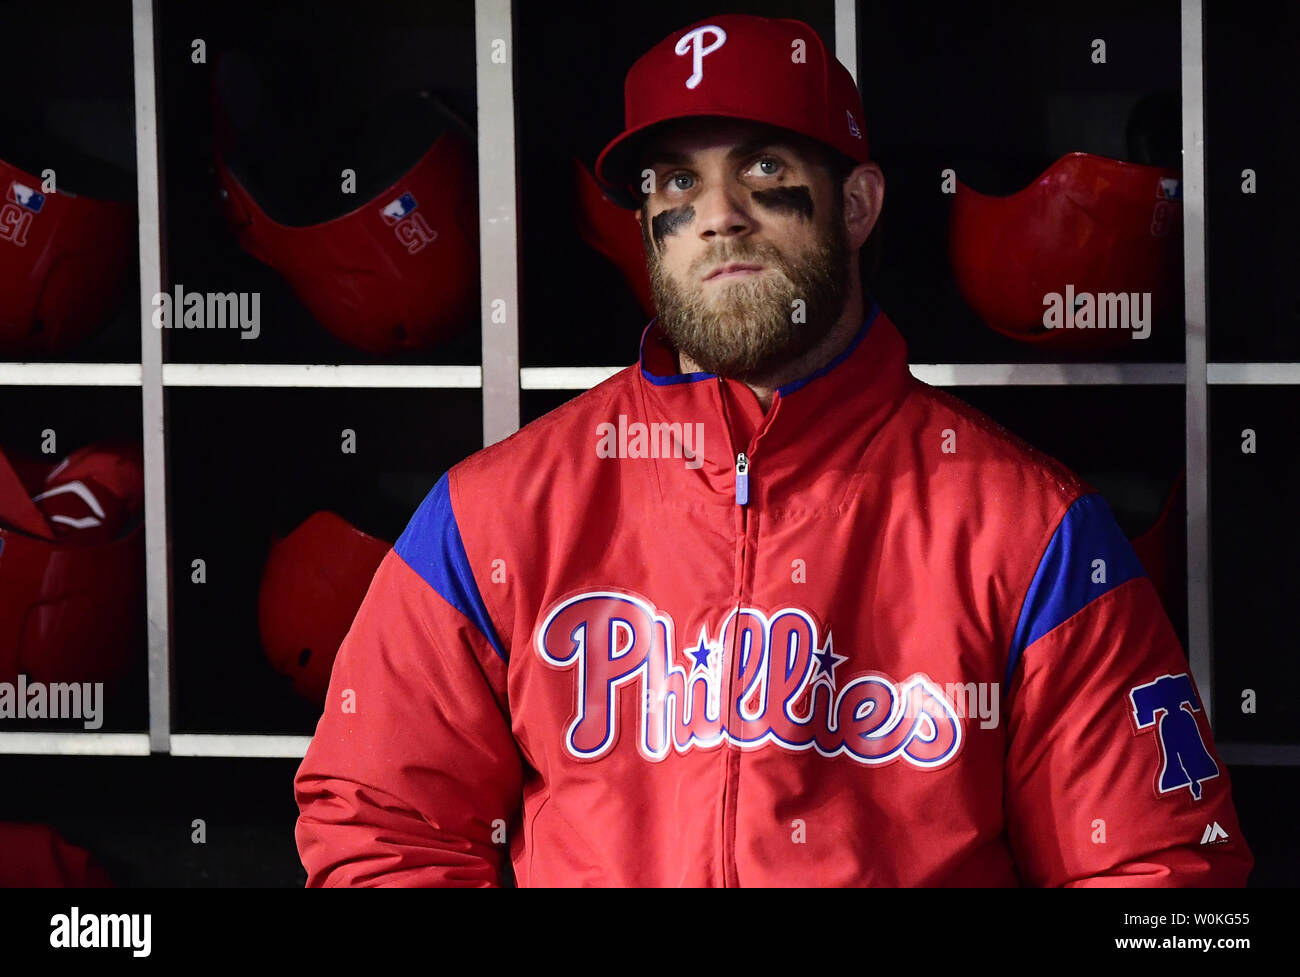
[294,472,522,887]
[1002,493,1253,887]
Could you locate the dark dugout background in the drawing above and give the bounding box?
[0,0,1295,887]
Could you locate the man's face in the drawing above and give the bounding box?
[636,118,851,381]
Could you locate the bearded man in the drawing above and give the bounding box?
[294,13,1251,888]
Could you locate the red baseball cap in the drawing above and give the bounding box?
[595,14,869,206]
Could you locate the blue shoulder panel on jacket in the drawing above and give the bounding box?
[394,472,508,663]
[1004,493,1147,690]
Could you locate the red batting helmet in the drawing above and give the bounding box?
[0,157,135,356]
[572,156,655,317]
[948,152,1183,349]
[596,14,869,206]
[0,823,114,887]
[258,511,391,705]
[0,442,145,688]
[213,86,479,355]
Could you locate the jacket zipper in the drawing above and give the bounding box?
[734,452,749,505]
[716,377,754,889]
[718,449,749,888]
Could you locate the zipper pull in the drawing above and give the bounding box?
[735,452,749,506]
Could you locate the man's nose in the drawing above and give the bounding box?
[693,179,754,240]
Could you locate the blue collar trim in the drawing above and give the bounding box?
[775,298,880,397]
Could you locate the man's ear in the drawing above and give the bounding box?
[842,162,884,250]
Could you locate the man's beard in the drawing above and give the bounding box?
[644,206,851,382]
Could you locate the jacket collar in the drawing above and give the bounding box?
[639,296,882,390]
[633,297,913,503]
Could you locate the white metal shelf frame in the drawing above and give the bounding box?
[160,364,481,388]
[1182,0,1214,726]
[8,358,1300,390]
[169,734,312,759]
[134,0,171,755]
[0,364,143,385]
[0,0,1288,762]
[0,733,152,756]
[7,358,1300,391]
[526,363,1192,389]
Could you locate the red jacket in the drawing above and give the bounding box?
[294,301,1252,886]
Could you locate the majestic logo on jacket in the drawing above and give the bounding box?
[1129,673,1219,801]
[535,590,964,769]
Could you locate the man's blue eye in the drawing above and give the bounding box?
[671,173,694,190]
[757,158,780,175]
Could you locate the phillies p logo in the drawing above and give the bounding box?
[1129,673,1219,801]
[674,25,727,89]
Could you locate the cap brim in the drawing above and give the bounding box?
[593,121,666,210]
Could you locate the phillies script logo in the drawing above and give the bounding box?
[535,590,964,769]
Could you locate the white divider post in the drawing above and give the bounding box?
[132,0,174,753]
[1181,0,1213,723]
[476,0,521,447]
[835,0,857,84]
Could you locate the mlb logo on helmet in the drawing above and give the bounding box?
[379,191,419,226]
[379,190,438,255]
[7,181,45,213]
[594,13,870,203]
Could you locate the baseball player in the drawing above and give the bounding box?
[294,14,1252,887]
